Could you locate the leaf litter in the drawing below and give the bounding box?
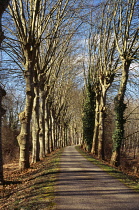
[0,149,62,210]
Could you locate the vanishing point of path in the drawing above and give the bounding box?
[55,146,139,210]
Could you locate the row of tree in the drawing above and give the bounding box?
[0,0,85,183]
[82,0,139,167]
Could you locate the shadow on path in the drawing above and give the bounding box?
[54,146,139,210]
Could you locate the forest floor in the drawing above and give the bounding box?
[0,149,63,210]
[0,146,139,210]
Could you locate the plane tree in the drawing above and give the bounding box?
[110,0,139,166]
[86,2,119,159]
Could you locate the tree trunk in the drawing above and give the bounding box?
[110,97,126,166]
[91,96,99,155]
[60,125,63,147]
[53,120,57,150]
[17,74,34,170]
[32,86,40,163]
[97,109,104,159]
[57,124,60,148]
[110,60,131,167]
[45,100,50,154]
[39,89,45,159]
[97,88,106,160]
[0,87,6,183]
[50,110,54,152]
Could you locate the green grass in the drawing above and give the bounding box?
[76,146,139,193]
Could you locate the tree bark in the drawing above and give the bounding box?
[17,72,34,170]
[45,100,50,154]
[97,88,106,160]
[39,89,45,159]
[32,85,40,163]
[53,120,57,150]
[110,60,131,167]
[91,95,99,155]
[50,110,54,152]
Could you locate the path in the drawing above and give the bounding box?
[55,146,139,210]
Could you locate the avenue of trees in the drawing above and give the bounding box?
[0,0,139,183]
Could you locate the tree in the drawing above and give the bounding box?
[0,0,10,183]
[86,2,119,159]
[82,69,95,152]
[7,0,46,169]
[110,0,139,167]
[94,2,119,159]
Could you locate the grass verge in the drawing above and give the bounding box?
[0,149,63,210]
[76,146,139,193]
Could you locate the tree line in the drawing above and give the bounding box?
[82,0,139,167]
[0,0,84,183]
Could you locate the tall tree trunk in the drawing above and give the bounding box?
[17,73,34,170]
[32,86,40,163]
[50,110,54,152]
[39,89,45,159]
[45,100,50,154]
[57,124,60,148]
[97,109,104,159]
[60,125,63,147]
[91,96,99,155]
[53,120,57,150]
[83,85,95,152]
[110,60,131,167]
[97,88,106,160]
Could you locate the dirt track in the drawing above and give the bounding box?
[55,146,139,210]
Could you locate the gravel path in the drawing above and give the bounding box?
[55,146,139,210]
